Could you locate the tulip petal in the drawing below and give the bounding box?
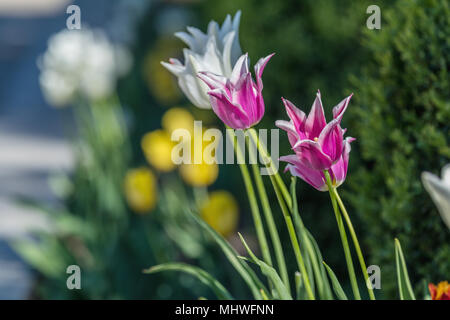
[305,90,327,139]
[330,137,354,186]
[202,37,225,74]
[332,93,353,121]
[318,118,344,162]
[235,73,257,121]
[161,61,184,76]
[280,155,327,191]
[422,163,450,229]
[229,11,243,65]
[222,31,236,76]
[197,71,227,90]
[282,97,307,139]
[208,88,250,129]
[254,53,275,90]
[174,31,196,50]
[219,14,232,38]
[230,53,249,85]
[442,163,450,187]
[292,139,332,170]
[275,120,299,147]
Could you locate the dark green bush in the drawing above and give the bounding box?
[347,0,450,298]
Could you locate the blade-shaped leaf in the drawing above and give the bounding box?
[295,271,308,300]
[395,238,416,300]
[187,210,265,299]
[238,233,292,300]
[306,229,333,299]
[290,177,332,299]
[144,263,233,300]
[323,261,348,300]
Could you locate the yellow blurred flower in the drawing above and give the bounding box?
[141,130,176,172]
[178,127,219,187]
[162,107,195,136]
[179,162,219,187]
[124,167,157,214]
[200,191,239,237]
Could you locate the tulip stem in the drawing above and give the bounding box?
[271,174,315,300]
[324,170,361,300]
[250,161,290,293]
[333,189,376,300]
[247,129,292,210]
[226,129,273,269]
[247,128,314,300]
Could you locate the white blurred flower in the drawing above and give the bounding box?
[161,11,242,109]
[39,28,132,107]
[422,164,450,229]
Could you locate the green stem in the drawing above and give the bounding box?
[226,129,273,268]
[247,129,292,210]
[247,128,317,299]
[272,177,315,300]
[333,189,376,300]
[324,171,361,300]
[290,178,331,299]
[250,161,290,292]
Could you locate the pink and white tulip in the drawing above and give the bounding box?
[276,91,355,191]
[197,52,274,129]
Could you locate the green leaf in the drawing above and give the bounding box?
[323,262,348,300]
[144,263,233,300]
[294,271,306,300]
[394,238,416,300]
[290,177,332,299]
[187,210,266,299]
[306,229,333,299]
[238,233,292,300]
[12,237,69,277]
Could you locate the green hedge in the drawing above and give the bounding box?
[347,0,450,298]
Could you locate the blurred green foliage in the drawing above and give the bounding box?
[347,0,450,298]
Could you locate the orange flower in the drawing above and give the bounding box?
[429,281,450,300]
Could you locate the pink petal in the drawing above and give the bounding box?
[275,120,299,147]
[305,90,327,139]
[254,85,265,124]
[280,155,327,191]
[332,93,353,121]
[208,88,249,129]
[292,139,333,170]
[254,53,275,90]
[282,97,307,139]
[197,72,227,90]
[329,136,355,186]
[235,73,257,121]
[230,53,249,85]
[317,118,344,163]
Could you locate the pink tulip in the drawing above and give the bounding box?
[276,91,355,191]
[197,53,274,129]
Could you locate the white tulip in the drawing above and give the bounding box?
[422,164,450,229]
[161,11,242,109]
[38,28,131,107]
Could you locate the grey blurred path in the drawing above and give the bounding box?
[0,0,129,299]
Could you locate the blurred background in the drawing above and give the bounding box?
[0,0,448,299]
